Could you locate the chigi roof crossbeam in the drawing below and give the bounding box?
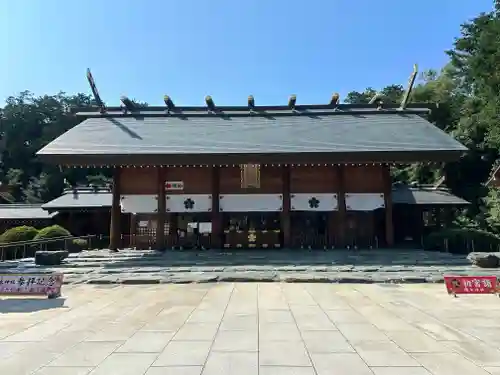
[73,102,434,118]
[86,69,106,113]
[78,65,432,118]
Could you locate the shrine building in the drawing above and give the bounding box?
[36,95,467,251]
[34,69,467,251]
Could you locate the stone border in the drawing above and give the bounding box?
[81,275,445,285]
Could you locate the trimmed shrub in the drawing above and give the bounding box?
[0,226,38,244]
[0,226,39,260]
[68,238,88,253]
[33,225,72,251]
[423,228,500,254]
[33,225,71,241]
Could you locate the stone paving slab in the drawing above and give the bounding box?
[3,249,500,285]
[1,283,500,374]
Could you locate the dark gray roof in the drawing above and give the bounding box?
[37,105,467,165]
[42,189,112,211]
[392,186,469,205]
[0,204,57,220]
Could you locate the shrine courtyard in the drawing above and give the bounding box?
[4,248,500,285]
[1,283,500,374]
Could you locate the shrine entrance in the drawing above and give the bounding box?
[290,212,328,249]
[222,212,282,249]
[170,213,212,249]
[345,211,377,249]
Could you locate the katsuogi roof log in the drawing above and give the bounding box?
[37,101,467,166]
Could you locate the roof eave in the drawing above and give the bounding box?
[36,150,467,167]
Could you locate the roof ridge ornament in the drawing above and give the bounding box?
[86,68,106,113]
[330,93,340,106]
[120,96,136,113]
[248,95,255,110]
[205,96,216,112]
[164,95,175,112]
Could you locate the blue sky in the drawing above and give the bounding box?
[0,0,494,106]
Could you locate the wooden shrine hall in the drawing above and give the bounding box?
[36,69,468,251]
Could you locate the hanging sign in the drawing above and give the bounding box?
[444,275,498,297]
[165,181,184,190]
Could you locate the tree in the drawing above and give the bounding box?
[0,92,111,203]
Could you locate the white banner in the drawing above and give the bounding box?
[290,193,338,211]
[121,195,157,213]
[345,193,385,211]
[219,194,283,212]
[166,194,212,212]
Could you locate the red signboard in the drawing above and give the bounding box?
[0,273,64,299]
[165,181,184,190]
[444,275,498,296]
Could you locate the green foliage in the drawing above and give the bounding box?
[0,91,112,203]
[33,225,71,240]
[69,238,88,253]
[423,228,500,254]
[0,226,38,244]
[2,4,500,239]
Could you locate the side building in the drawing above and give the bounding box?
[37,101,468,251]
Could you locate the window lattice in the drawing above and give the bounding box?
[240,164,261,188]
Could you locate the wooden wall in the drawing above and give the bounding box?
[219,166,283,194]
[119,165,386,195]
[116,164,392,248]
[344,165,385,193]
[119,168,158,195]
[290,166,338,193]
[164,167,212,194]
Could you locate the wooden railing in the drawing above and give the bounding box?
[0,235,97,262]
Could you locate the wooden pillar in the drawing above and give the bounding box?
[332,164,346,248]
[109,168,122,251]
[130,213,137,248]
[281,165,291,248]
[382,164,394,247]
[68,211,74,235]
[435,207,442,229]
[211,166,222,249]
[443,206,453,229]
[156,167,166,251]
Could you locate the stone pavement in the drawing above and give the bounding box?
[1,283,500,374]
[2,249,500,285]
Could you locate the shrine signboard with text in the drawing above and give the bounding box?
[0,273,64,299]
[444,275,499,297]
[165,181,184,191]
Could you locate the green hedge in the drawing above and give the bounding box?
[0,226,39,260]
[423,228,500,254]
[33,225,71,241]
[68,238,88,253]
[0,226,39,244]
[33,225,72,251]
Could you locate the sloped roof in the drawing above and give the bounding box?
[392,186,469,205]
[37,104,467,165]
[0,204,57,220]
[42,189,111,211]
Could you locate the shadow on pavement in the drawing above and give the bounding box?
[0,297,66,313]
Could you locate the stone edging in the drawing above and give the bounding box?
[77,276,445,285]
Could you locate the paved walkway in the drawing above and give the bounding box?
[1,283,500,374]
[3,249,500,285]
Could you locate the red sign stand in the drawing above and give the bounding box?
[444,275,499,298]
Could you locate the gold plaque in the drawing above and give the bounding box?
[248,233,257,243]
